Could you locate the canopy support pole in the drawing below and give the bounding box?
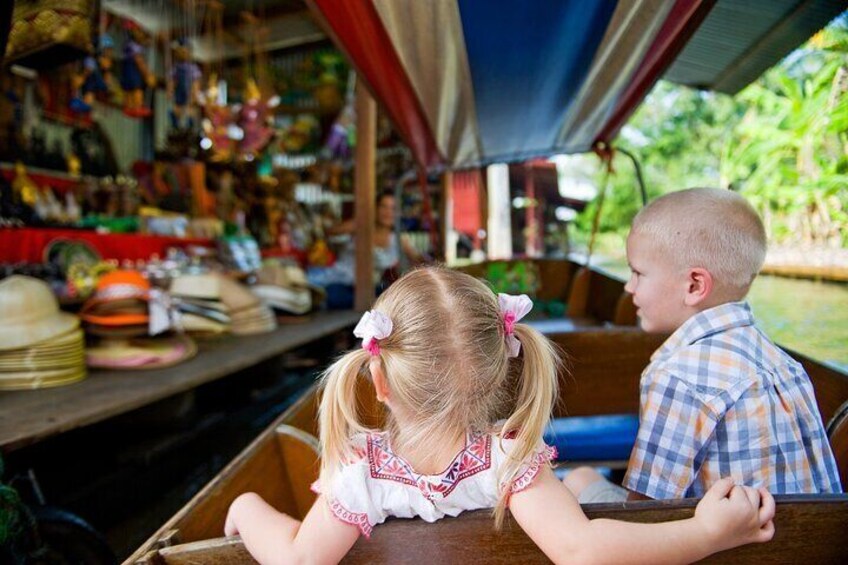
[354,81,376,311]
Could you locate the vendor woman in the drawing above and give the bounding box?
[314,190,426,307]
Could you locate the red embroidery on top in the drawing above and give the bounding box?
[367,432,492,499]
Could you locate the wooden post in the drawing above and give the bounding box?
[354,81,376,311]
[525,163,538,257]
[442,171,454,264]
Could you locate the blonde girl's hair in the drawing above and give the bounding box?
[317,265,561,529]
[631,187,767,297]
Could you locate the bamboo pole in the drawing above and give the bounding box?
[354,82,376,311]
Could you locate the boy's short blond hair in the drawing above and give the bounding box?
[631,188,767,297]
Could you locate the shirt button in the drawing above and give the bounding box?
[428,492,443,501]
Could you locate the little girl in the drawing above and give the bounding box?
[225,266,775,564]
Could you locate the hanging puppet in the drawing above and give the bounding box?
[200,74,237,162]
[70,55,107,116]
[237,77,279,159]
[69,33,119,116]
[120,20,156,118]
[168,39,202,131]
[98,34,121,105]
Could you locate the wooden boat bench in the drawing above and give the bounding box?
[134,495,848,564]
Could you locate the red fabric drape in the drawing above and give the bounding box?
[452,169,483,237]
[0,228,213,263]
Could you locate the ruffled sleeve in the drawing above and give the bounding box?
[495,436,558,496]
[310,434,385,538]
[510,442,557,493]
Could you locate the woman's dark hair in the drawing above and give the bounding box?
[377,189,395,205]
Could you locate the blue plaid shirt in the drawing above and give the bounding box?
[623,302,841,499]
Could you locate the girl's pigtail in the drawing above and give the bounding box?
[494,324,560,528]
[318,348,371,487]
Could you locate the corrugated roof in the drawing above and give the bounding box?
[664,0,847,94]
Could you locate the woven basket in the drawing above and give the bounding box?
[4,0,94,69]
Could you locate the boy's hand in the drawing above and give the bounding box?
[694,477,775,552]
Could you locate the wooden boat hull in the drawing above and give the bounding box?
[129,260,848,564]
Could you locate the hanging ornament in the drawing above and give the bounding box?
[120,19,156,118]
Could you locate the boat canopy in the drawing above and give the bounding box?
[307,0,845,171]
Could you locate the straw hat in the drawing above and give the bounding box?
[170,273,260,312]
[256,263,324,308]
[0,276,80,351]
[0,328,85,370]
[256,263,312,289]
[86,334,197,370]
[0,366,87,391]
[252,284,311,315]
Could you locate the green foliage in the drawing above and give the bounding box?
[574,14,848,249]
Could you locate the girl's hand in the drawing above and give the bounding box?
[694,477,776,552]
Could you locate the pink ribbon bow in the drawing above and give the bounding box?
[498,293,532,357]
[353,310,393,356]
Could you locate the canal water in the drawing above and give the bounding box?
[747,275,847,372]
[592,258,848,372]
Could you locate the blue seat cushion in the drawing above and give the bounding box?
[544,414,639,462]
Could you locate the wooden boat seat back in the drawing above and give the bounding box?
[791,349,848,425]
[275,425,320,518]
[826,399,848,489]
[613,289,637,326]
[549,329,666,417]
[566,265,635,326]
[140,495,848,564]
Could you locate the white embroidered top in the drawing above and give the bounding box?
[311,430,557,538]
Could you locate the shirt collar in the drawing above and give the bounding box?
[652,301,755,362]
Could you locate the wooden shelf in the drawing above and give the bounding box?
[0,311,361,453]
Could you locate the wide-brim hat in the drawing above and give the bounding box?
[0,276,81,351]
[179,313,229,334]
[0,328,85,371]
[171,274,260,312]
[174,298,231,323]
[0,366,87,391]
[252,284,311,315]
[86,334,197,370]
[230,303,277,335]
[257,263,325,300]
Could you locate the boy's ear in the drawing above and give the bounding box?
[369,358,391,404]
[684,267,713,306]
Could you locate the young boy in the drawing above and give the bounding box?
[565,188,841,502]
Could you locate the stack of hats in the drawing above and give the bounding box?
[80,270,197,370]
[168,274,231,335]
[171,273,277,335]
[252,263,323,315]
[0,276,86,390]
[79,270,151,337]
